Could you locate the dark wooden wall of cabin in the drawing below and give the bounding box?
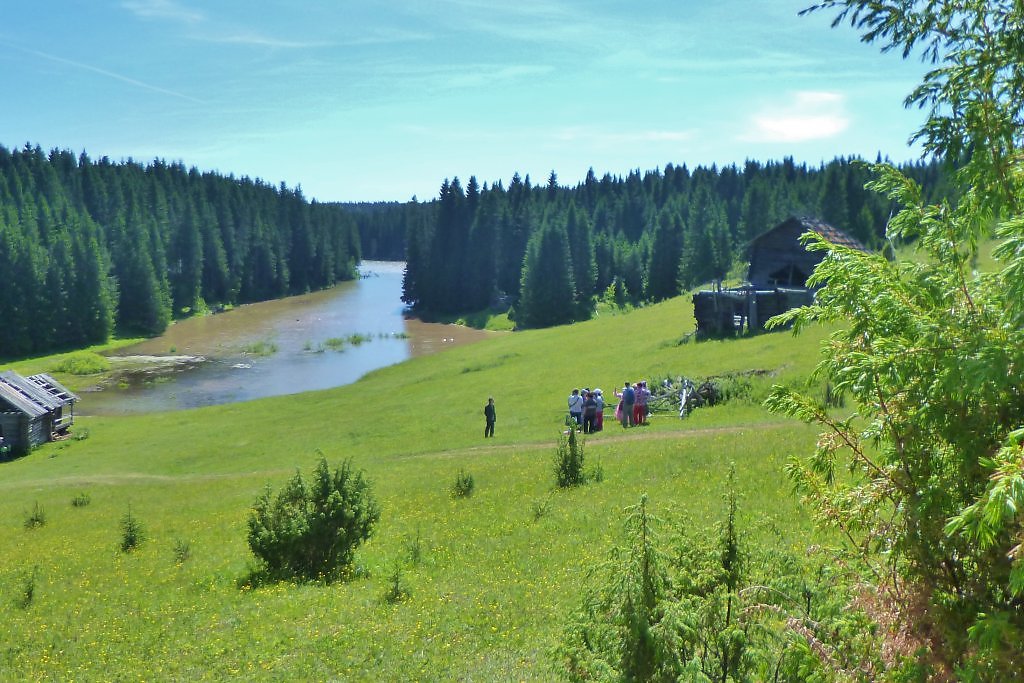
[747,220,825,288]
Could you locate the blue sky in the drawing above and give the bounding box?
[1,1,930,202]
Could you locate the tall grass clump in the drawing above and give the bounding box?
[322,337,346,351]
[247,456,380,581]
[15,565,39,609]
[241,340,278,356]
[23,502,46,529]
[50,351,110,375]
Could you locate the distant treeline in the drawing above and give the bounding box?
[351,156,952,328]
[0,144,360,359]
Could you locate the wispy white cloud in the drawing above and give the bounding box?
[1,40,204,103]
[741,91,849,142]
[202,31,331,49]
[554,126,696,146]
[121,0,204,24]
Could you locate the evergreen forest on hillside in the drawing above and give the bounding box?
[0,145,361,359]
[352,156,953,327]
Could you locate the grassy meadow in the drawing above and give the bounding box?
[0,295,831,680]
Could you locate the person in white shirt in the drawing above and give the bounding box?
[567,388,584,427]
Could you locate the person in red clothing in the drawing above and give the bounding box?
[634,381,650,425]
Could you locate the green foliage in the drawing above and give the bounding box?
[517,216,577,329]
[241,340,278,356]
[49,351,111,375]
[559,474,888,682]
[15,565,39,610]
[120,505,144,552]
[0,144,360,356]
[23,501,46,529]
[403,526,424,567]
[530,492,554,522]
[382,559,410,604]
[70,492,91,507]
[322,337,346,351]
[765,1,1024,676]
[247,456,380,581]
[451,469,475,498]
[554,428,586,488]
[172,539,191,565]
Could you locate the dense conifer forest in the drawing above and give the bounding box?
[0,144,360,359]
[352,157,951,327]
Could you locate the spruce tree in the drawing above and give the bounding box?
[517,215,575,328]
[645,206,684,301]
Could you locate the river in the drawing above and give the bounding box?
[80,261,494,415]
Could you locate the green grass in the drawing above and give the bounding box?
[0,294,829,680]
[1,337,144,392]
[48,351,111,376]
[240,340,279,356]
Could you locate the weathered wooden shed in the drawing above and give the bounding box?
[693,217,865,337]
[0,371,79,456]
[747,216,865,288]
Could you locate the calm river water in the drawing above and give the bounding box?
[81,261,493,415]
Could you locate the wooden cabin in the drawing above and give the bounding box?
[0,371,79,456]
[693,217,865,337]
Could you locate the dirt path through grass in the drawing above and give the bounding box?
[0,421,795,491]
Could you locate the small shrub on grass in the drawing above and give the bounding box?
[404,526,424,566]
[172,538,191,565]
[247,456,380,582]
[120,505,144,552]
[554,429,586,488]
[71,492,91,507]
[531,492,554,522]
[15,565,39,609]
[24,502,46,529]
[451,469,475,498]
[73,428,90,441]
[382,559,410,604]
[50,351,111,375]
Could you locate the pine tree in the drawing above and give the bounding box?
[645,206,684,301]
[517,215,575,328]
[564,203,596,316]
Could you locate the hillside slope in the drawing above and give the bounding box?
[0,295,829,680]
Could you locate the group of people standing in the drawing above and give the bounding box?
[567,380,651,433]
[484,379,653,440]
[567,387,606,434]
[613,380,651,428]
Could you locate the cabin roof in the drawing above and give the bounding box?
[26,373,79,403]
[0,372,51,418]
[750,216,867,252]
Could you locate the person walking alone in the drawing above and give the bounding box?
[484,397,496,438]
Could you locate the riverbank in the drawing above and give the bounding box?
[1,262,500,414]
